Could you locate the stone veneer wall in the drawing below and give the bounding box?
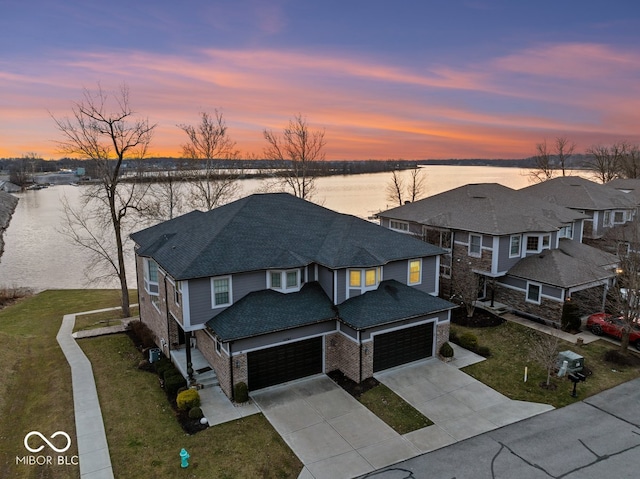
[571,285,606,316]
[497,284,563,324]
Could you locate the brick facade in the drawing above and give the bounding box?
[196,329,233,398]
[435,321,450,354]
[325,332,361,382]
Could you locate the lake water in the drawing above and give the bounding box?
[0,165,534,290]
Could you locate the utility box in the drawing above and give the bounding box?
[149,347,161,363]
[556,350,584,374]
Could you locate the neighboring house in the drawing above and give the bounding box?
[520,176,636,241]
[378,183,618,323]
[131,193,455,399]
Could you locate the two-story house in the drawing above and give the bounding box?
[378,183,618,323]
[131,193,455,400]
[520,176,636,242]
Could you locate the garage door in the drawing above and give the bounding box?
[247,337,323,391]
[373,322,434,372]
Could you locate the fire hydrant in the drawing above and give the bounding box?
[180,448,190,468]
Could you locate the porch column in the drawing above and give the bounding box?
[185,331,194,384]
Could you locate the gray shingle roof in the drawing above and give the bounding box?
[507,239,617,288]
[520,176,636,210]
[338,280,454,329]
[605,178,640,205]
[379,183,583,235]
[131,193,444,280]
[207,280,456,340]
[207,282,336,341]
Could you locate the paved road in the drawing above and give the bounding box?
[363,378,640,479]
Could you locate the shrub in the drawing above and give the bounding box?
[129,321,156,349]
[165,374,187,398]
[439,341,454,358]
[177,389,201,411]
[476,345,491,357]
[561,301,582,332]
[154,357,172,376]
[234,381,249,403]
[137,359,153,372]
[188,407,204,420]
[458,332,478,351]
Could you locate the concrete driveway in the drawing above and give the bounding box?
[250,375,419,479]
[375,358,554,452]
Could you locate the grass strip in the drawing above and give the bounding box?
[359,383,433,434]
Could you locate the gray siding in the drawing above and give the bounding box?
[542,284,563,300]
[336,269,347,304]
[382,260,406,283]
[232,271,267,301]
[232,321,336,354]
[497,235,522,273]
[317,265,334,301]
[499,275,527,290]
[422,256,438,293]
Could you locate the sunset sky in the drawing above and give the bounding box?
[2,1,640,160]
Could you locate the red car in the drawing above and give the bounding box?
[586,313,640,351]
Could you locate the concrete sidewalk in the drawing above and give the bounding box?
[57,311,115,479]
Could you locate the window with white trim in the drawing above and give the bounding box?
[268,269,301,292]
[526,236,539,252]
[604,211,611,226]
[174,280,182,306]
[542,235,550,249]
[211,276,232,308]
[613,211,625,224]
[559,224,573,239]
[348,267,381,293]
[509,235,521,257]
[390,220,409,232]
[143,258,159,295]
[408,259,422,285]
[526,282,541,304]
[525,234,551,253]
[469,234,481,257]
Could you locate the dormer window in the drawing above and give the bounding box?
[268,269,301,293]
[348,267,381,295]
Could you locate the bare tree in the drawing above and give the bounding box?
[529,330,562,387]
[8,153,39,188]
[555,136,576,177]
[451,258,482,318]
[53,85,155,317]
[406,167,427,203]
[529,137,575,183]
[601,219,640,353]
[585,143,627,183]
[146,169,185,221]
[263,114,326,200]
[179,111,240,211]
[617,143,640,179]
[529,140,555,183]
[386,170,404,206]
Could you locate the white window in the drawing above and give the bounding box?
[509,235,521,257]
[526,236,539,252]
[143,258,159,295]
[390,220,409,232]
[525,234,550,253]
[604,211,611,226]
[348,267,381,294]
[614,211,625,224]
[408,259,422,285]
[526,282,541,304]
[542,235,550,249]
[174,280,182,306]
[469,234,481,257]
[211,276,232,308]
[268,269,301,292]
[560,224,573,239]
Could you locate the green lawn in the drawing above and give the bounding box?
[0,289,134,479]
[80,334,302,478]
[359,383,432,434]
[452,321,640,408]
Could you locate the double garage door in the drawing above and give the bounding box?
[247,337,323,391]
[373,322,434,372]
[246,322,434,391]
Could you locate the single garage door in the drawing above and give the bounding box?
[247,337,323,391]
[373,322,434,372]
